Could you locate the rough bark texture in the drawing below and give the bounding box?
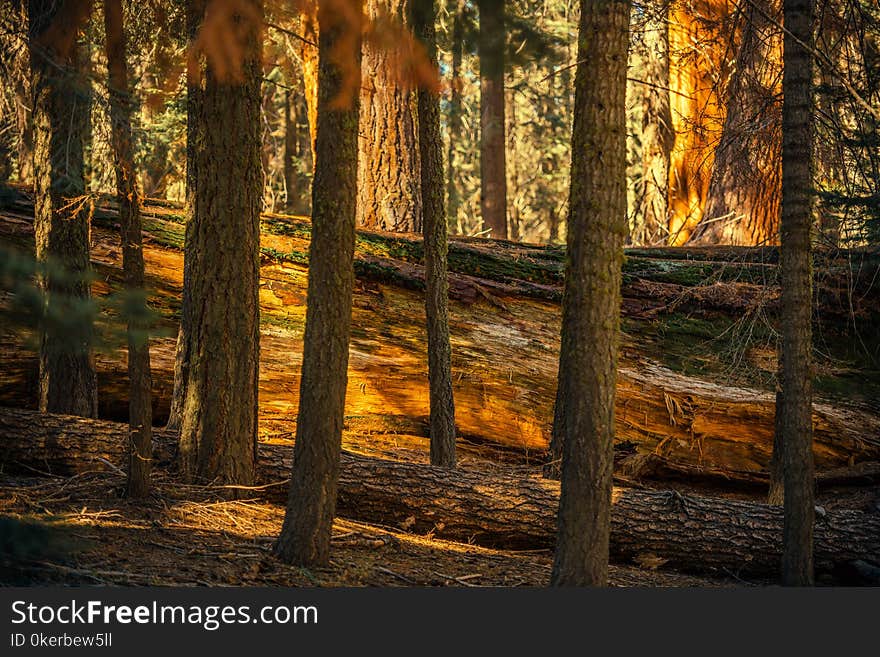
[177,0,262,486]
[356,0,421,232]
[104,0,152,498]
[413,0,456,467]
[2,407,878,580]
[477,0,507,239]
[689,0,782,246]
[778,0,815,587]
[551,0,631,587]
[166,0,204,433]
[274,0,363,567]
[28,0,97,418]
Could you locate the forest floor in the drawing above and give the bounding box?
[2,431,876,587]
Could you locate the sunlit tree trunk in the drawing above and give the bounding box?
[274,0,363,567]
[28,0,98,418]
[551,0,630,587]
[446,0,464,231]
[104,0,152,498]
[413,0,456,467]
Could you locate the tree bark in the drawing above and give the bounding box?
[477,0,507,239]
[104,0,152,498]
[274,0,363,568]
[298,0,319,163]
[356,0,421,232]
[551,0,631,587]
[446,0,464,233]
[177,0,262,486]
[777,0,815,587]
[689,0,782,246]
[2,407,878,580]
[413,0,456,467]
[28,0,97,418]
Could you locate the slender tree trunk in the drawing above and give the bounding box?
[104,0,152,498]
[274,0,363,567]
[551,0,630,587]
[356,0,421,232]
[299,0,319,163]
[477,0,507,239]
[283,90,300,213]
[777,0,815,587]
[177,0,262,486]
[5,0,34,185]
[446,0,463,232]
[689,0,782,246]
[413,0,456,467]
[28,0,97,418]
[166,0,204,433]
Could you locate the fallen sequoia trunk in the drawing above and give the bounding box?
[2,196,880,483]
[2,407,878,578]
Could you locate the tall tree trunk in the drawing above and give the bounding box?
[177,0,262,486]
[689,0,782,246]
[5,0,34,184]
[104,0,152,498]
[776,0,815,587]
[274,0,363,567]
[445,0,463,232]
[283,90,301,213]
[551,0,630,587]
[477,0,507,239]
[413,0,456,467]
[166,0,204,433]
[28,0,97,418]
[356,0,421,232]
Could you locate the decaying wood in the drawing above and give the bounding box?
[1,407,878,578]
[1,195,879,484]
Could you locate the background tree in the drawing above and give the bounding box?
[775,0,816,586]
[477,0,507,239]
[177,0,263,486]
[28,0,98,418]
[275,0,363,567]
[357,0,422,232]
[551,0,630,586]
[413,0,456,467]
[104,0,152,497]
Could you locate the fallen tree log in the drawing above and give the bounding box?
[2,198,880,483]
[2,407,878,578]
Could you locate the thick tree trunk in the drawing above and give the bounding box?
[28,0,97,418]
[689,0,781,246]
[2,407,878,580]
[552,0,630,587]
[177,0,262,486]
[477,0,507,239]
[104,0,152,498]
[413,0,456,467]
[356,0,421,232]
[777,0,816,587]
[274,0,363,568]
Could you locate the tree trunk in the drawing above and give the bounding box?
[477,0,507,239]
[446,0,464,233]
[177,0,262,486]
[298,1,319,164]
[356,0,421,232]
[777,0,816,587]
[552,0,630,587]
[2,407,878,580]
[274,0,363,568]
[28,0,97,418]
[413,0,456,467]
[104,0,152,498]
[166,0,205,433]
[282,90,304,214]
[689,0,782,246]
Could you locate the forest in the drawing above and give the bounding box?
[0,0,878,589]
